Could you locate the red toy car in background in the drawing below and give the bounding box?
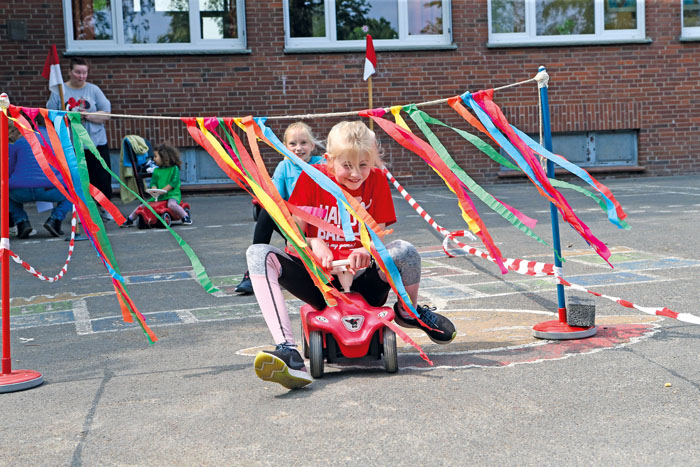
[132,200,191,229]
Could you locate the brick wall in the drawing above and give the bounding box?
[2,1,699,186]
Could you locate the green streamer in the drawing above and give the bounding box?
[69,115,219,294]
[405,105,548,247]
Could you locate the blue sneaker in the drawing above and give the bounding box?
[254,344,312,389]
[393,303,456,344]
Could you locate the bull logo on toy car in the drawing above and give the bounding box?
[341,315,364,332]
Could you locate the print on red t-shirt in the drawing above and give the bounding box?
[289,165,396,260]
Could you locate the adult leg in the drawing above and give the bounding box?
[87,144,113,200]
[41,188,72,222]
[8,188,37,238]
[8,188,32,223]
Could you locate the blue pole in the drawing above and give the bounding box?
[538,66,566,313]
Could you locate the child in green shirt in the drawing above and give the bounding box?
[123,144,191,225]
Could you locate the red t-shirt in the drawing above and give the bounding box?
[288,165,396,260]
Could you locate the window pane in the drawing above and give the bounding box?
[536,0,594,36]
[122,0,190,44]
[72,0,113,40]
[289,0,326,37]
[199,0,237,39]
[684,0,700,28]
[595,131,636,164]
[407,0,442,35]
[604,0,637,30]
[491,0,525,33]
[336,0,398,40]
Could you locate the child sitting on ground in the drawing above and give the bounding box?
[234,122,325,294]
[248,121,457,390]
[122,144,191,226]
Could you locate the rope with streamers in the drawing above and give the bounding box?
[6,207,78,282]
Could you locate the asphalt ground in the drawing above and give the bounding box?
[2,175,700,465]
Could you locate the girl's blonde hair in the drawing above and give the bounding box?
[154,144,182,168]
[325,121,381,172]
[283,121,322,150]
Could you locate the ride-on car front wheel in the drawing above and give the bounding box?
[160,212,171,228]
[383,328,398,373]
[309,331,324,378]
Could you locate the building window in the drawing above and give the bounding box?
[501,130,638,171]
[63,0,246,54]
[682,0,700,39]
[284,0,453,51]
[488,0,645,46]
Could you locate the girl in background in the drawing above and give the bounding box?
[123,144,191,226]
[235,122,325,294]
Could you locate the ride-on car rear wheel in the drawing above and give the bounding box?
[137,215,147,229]
[309,331,324,378]
[383,328,398,373]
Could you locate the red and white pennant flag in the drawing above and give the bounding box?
[41,45,64,95]
[363,34,377,81]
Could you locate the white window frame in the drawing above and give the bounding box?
[62,0,247,54]
[283,0,453,52]
[681,0,700,39]
[487,0,645,47]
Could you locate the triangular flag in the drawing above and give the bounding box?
[363,34,376,81]
[41,45,64,96]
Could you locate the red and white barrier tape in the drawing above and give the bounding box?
[0,208,77,282]
[557,276,700,325]
[384,168,551,276]
[385,169,700,325]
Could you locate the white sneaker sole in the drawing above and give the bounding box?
[254,352,312,389]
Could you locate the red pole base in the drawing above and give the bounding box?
[0,369,43,393]
[532,320,597,340]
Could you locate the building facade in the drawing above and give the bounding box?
[2,1,699,188]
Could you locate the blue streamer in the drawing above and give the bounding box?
[512,127,626,229]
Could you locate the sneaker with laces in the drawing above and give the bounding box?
[234,271,253,295]
[182,215,192,225]
[254,344,312,389]
[393,302,456,345]
[120,217,134,228]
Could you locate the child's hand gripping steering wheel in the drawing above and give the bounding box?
[331,259,359,293]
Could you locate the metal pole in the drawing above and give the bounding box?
[0,93,44,391]
[531,69,596,340]
[1,98,11,375]
[538,66,567,316]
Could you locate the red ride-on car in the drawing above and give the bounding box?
[299,261,398,378]
[132,188,191,229]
